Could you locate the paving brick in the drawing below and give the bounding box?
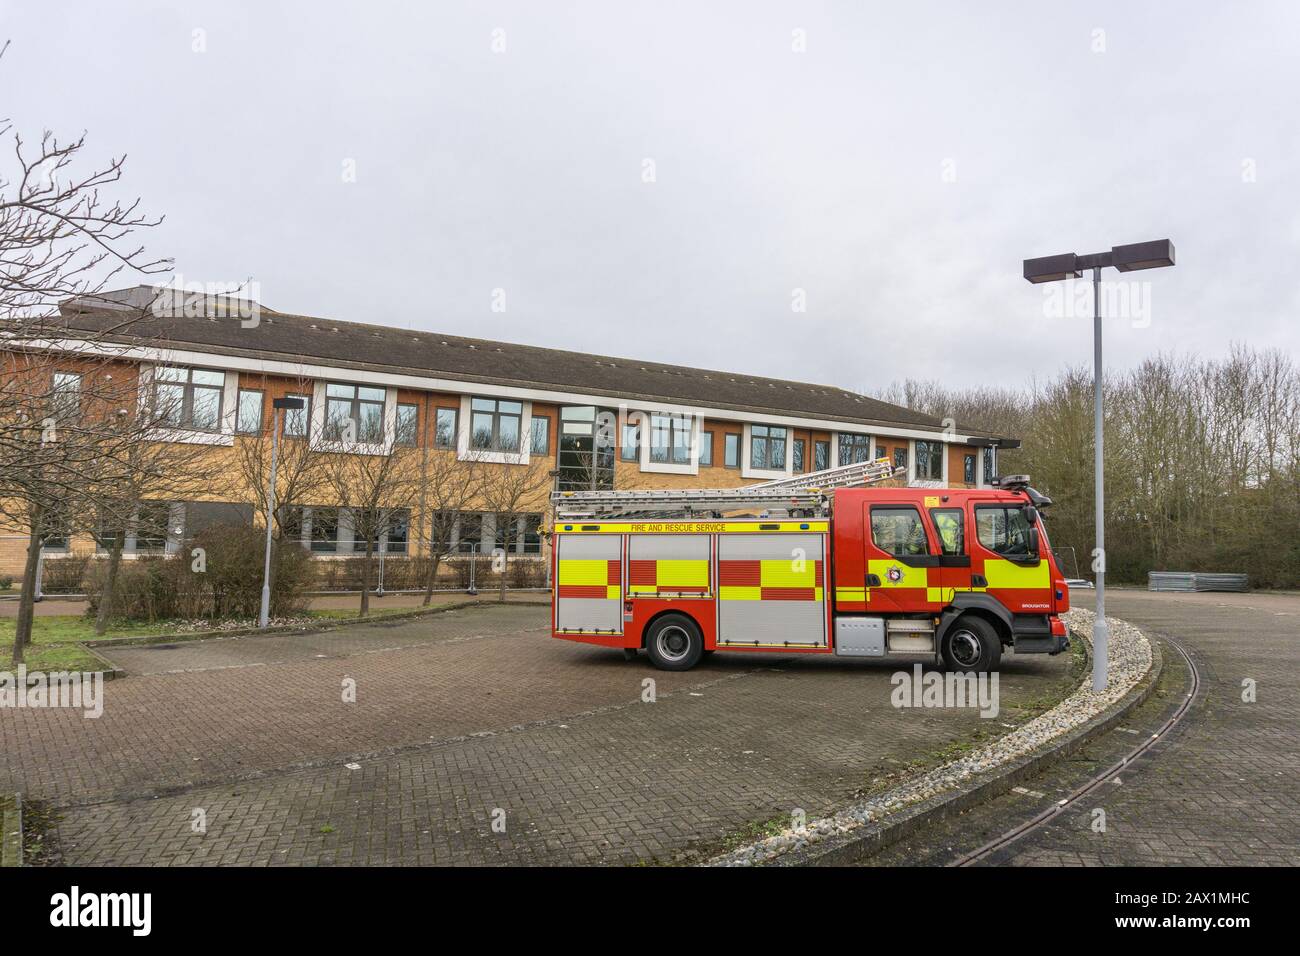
[1,604,1075,864]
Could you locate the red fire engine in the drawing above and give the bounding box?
[550,460,1070,672]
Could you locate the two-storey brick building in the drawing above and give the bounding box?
[0,286,1017,579]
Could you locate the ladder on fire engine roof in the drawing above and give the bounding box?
[551,457,900,520]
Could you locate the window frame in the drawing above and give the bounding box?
[456,512,483,553]
[469,397,523,453]
[152,365,226,432]
[869,505,933,558]
[814,439,830,472]
[236,389,264,435]
[530,415,550,456]
[914,440,944,481]
[723,433,741,469]
[309,507,342,553]
[395,402,419,447]
[929,507,965,557]
[974,504,1037,560]
[749,424,787,471]
[838,433,872,466]
[620,422,640,461]
[324,382,386,444]
[434,407,457,449]
[649,412,691,465]
[51,371,82,421]
[284,393,311,438]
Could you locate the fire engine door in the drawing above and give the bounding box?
[928,505,971,604]
[863,503,942,614]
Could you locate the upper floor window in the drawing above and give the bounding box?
[153,366,225,431]
[750,424,787,470]
[51,372,82,421]
[620,422,640,461]
[470,397,522,452]
[284,394,311,437]
[649,413,691,464]
[814,439,830,472]
[396,403,419,446]
[325,383,385,443]
[236,389,263,435]
[838,433,872,466]
[530,416,549,455]
[699,430,713,466]
[434,407,457,449]
[724,433,740,468]
[915,440,943,480]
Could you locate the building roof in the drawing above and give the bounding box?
[59,286,1010,442]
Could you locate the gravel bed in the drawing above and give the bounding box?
[708,608,1152,866]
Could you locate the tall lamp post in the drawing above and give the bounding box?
[1023,239,1175,692]
[259,396,305,628]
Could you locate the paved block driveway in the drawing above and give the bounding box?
[0,603,1074,865]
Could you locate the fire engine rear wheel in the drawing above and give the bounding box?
[942,616,1002,673]
[645,614,704,671]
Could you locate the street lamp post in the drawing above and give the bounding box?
[1023,239,1175,692]
[258,396,305,629]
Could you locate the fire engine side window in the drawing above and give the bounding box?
[870,506,930,557]
[975,505,1033,556]
[930,508,964,556]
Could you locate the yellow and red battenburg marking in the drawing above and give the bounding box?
[718,559,823,601]
[628,558,710,595]
[557,559,622,599]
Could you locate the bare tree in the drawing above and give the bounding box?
[323,442,422,617]
[0,47,171,661]
[84,385,210,635]
[473,456,554,602]
[231,379,325,600]
[418,446,479,605]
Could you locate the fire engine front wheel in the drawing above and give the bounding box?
[941,616,1002,673]
[645,614,704,671]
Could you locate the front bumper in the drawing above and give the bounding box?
[1011,614,1070,655]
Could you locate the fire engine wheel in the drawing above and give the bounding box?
[942,616,1002,673]
[645,614,704,671]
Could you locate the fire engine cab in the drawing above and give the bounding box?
[549,459,1070,672]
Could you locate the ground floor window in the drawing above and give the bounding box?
[814,439,830,471]
[838,433,872,466]
[750,424,786,470]
[915,440,943,481]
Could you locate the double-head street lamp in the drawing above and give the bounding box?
[258,396,306,628]
[1023,239,1175,692]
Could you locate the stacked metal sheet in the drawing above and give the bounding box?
[1148,571,1249,592]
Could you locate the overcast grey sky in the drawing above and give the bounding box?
[5,1,1297,394]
